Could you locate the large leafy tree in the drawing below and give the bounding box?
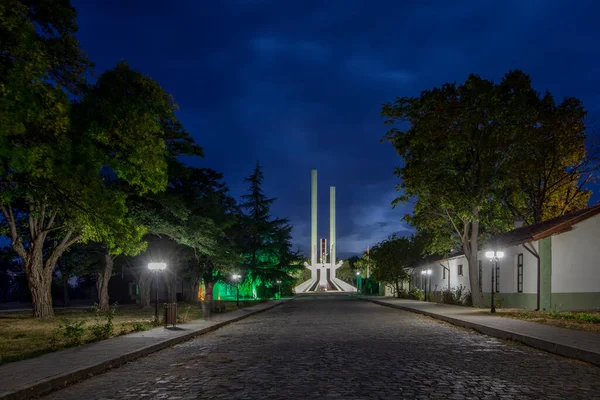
[382,72,522,305]
[0,1,193,317]
[239,163,301,298]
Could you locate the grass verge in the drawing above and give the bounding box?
[480,308,600,333]
[0,300,250,365]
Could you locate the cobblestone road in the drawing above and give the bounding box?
[45,295,600,399]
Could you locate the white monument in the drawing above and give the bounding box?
[294,170,357,293]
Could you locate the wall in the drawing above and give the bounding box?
[413,255,469,294]
[552,216,600,293]
[551,215,600,310]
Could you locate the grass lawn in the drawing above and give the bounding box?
[0,300,247,365]
[478,308,600,333]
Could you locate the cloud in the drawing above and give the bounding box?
[344,56,415,84]
[250,35,330,63]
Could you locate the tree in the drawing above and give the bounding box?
[382,72,525,306]
[239,163,302,298]
[369,235,424,297]
[495,71,596,224]
[0,4,190,317]
[132,165,239,305]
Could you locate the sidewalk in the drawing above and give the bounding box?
[363,297,600,367]
[0,299,291,400]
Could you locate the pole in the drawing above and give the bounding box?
[236,283,239,307]
[491,260,496,313]
[278,283,281,298]
[424,275,427,302]
[154,271,159,321]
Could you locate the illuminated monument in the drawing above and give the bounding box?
[294,170,357,293]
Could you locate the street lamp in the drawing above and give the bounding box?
[485,250,504,313]
[276,280,282,299]
[232,274,241,307]
[148,262,167,322]
[421,270,432,301]
[356,271,361,293]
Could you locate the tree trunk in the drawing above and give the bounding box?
[24,244,56,318]
[164,274,177,303]
[63,277,70,307]
[139,280,151,308]
[96,254,113,312]
[395,281,401,298]
[467,213,484,306]
[205,280,214,302]
[189,279,200,303]
[28,270,54,318]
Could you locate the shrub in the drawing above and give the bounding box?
[57,318,86,346]
[408,288,423,300]
[442,290,454,304]
[131,321,147,332]
[89,303,117,341]
[461,290,473,306]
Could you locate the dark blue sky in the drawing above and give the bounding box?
[73,0,600,258]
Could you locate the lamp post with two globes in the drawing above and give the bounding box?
[485,250,504,313]
[421,270,432,301]
[148,262,167,322]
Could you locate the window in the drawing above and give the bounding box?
[478,260,482,292]
[458,264,463,276]
[495,262,500,293]
[517,253,524,293]
[443,268,446,279]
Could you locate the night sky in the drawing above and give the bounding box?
[72,0,600,259]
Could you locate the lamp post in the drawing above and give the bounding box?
[232,274,241,307]
[356,271,361,293]
[148,262,167,322]
[276,280,282,299]
[421,270,432,301]
[485,250,504,313]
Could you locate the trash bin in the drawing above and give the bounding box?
[163,303,177,328]
[201,300,212,321]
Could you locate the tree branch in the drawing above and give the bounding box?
[45,210,57,232]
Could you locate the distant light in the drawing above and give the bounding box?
[496,251,504,259]
[148,262,166,270]
[485,251,495,259]
[426,270,432,275]
[421,270,426,275]
[232,274,241,280]
[356,272,361,275]
[276,280,281,283]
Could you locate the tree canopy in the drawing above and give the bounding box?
[381,70,594,305]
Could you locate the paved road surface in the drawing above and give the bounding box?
[45,294,600,399]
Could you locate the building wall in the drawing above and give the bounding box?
[394,213,600,311]
[550,216,600,311]
[552,217,600,293]
[413,255,470,294]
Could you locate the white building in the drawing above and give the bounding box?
[390,203,600,311]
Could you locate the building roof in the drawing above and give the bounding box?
[487,203,600,249]
[413,203,600,267]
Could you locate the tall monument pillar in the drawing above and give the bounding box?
[311,170,317,270]
[329,186,336,268]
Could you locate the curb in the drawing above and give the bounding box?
[2,299,291,400]
[364,298,600,367]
